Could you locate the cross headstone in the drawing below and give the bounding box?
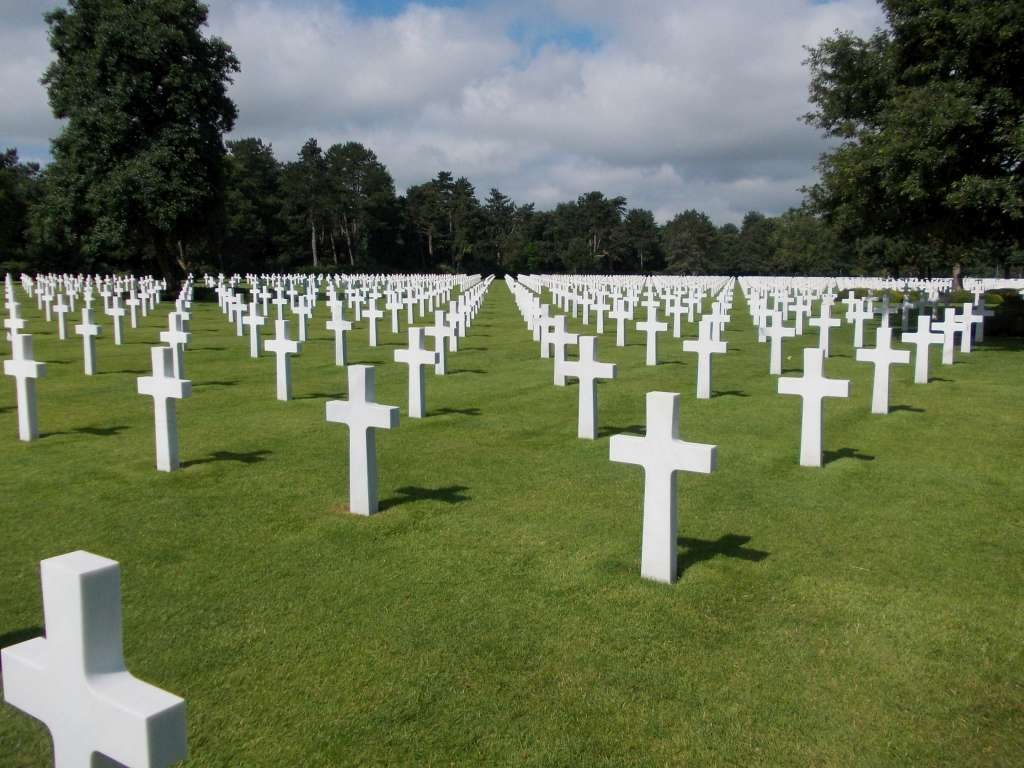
[243,301,266,359]
[933,307,958,365]
[609,299,632,347]
[137,346,192,471]
[294,296,313,342]
[264,319,301,401]
[850,301,873,348]
[325,365,399,515]
[777,347,850,467]
[957,302,982,353]
[855,326,910,414]
[636,308,668,366]
[902,314,944,384]
[158,312,189,379]
[548,315,579,386]
[4,333,46,441]
[326,302,352,367]
[557,335,616,439]
[1,550,187,767]
[763,311,796,376]
[682,318,727,399]
[609,392,717,584]
[808,301,841,358]
[53,295,70,340]
[365,300,384,347]
[424,311,453,375]
[394,326,437,418]
[108,296,127,345]
[74,308,101,375]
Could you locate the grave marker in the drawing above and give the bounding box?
[1,551,187,768]
[325,365,399,515]
[609,392,716,584]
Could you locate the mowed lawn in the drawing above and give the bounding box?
[1,281,1022,767]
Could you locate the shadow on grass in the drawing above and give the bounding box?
[295,392,342,400]
[712,389,748,398]
[597,424,645,438]
[379,484,471,511]
[823,447,875,465]
[97,368,148,375]
[677,534,769,577]
[432,407,482,417]
[192,346,227,352]
[41,425,130,439]
[182,449,271,468]
[928,376,953,383]
[76,425,130,437]
[194,380,240,388]
[448,368,486,375]
[890,404,925,413]
[0,626,43,647]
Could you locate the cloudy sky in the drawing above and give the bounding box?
[0,0,885,223]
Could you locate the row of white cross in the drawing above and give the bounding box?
[506,273,999,589]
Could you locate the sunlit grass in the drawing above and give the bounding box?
[1,282,1022,766]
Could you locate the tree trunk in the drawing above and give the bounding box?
[329,232,338,266]
[311,221,319,267]
[342,214,355,266]
[951,261,962,290]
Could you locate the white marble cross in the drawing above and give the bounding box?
[609,392,716,584]
[294,295,313,342]
[365,300,384,347]
[855,326,910,414]
[4,332,46,441]
[264,319,301,401]
[682,318,727,399]
[557,335,616,439]
[764,311,796,375]
[326,302,352,366]
[243,300,266,358]
[53,295,71,340]
[424,310,453,375]
[108,296,127,345]
[158,312,189,379]
[548,315,579,386]
[808,301,841,358]
[74,308,102,375]
[902,314,944,384]
[636,307,668,366]
[125,293,141,328]
[232,295,247,337]
[1,550,187,767]
[137,346,192,471]
[609,299,632,347]
[850,301,873,348]
[5,301,27,344]
[933,308,958,365]
[777,347,850,467]
[394,326,438,418]
[957,303,982,353]
[972,301,994,344]
[325,365,399,515]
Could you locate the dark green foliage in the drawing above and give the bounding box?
[804,0,1024,279]
[37,0,239,280]
[0,149,42,272]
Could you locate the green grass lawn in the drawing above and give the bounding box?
[2,281,1022,766]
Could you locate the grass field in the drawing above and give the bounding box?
[1,281,1022,766]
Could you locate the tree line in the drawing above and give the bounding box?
[1,0,1020,282]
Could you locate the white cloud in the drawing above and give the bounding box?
[0,0,887,222]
